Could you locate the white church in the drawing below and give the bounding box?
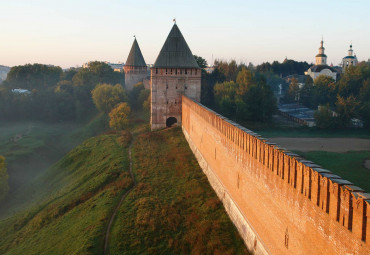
[305,39,337,81]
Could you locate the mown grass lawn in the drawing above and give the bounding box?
[296,150,370,192]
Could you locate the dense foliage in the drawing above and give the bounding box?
[109,102,131,130]
[0,62,125,122]
[0,156,8,202]
[256,59,310,77]
[197,57,276,122]
[92,83,126,114]
[290,62,370,128]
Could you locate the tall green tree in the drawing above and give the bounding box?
[193,55,207,68]
[313,75,337,106]
[287,77,300,102]
[92,84,126,114]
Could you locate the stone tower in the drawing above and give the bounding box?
[124,38,147,91]
[150,24,201,131]
[315,39,327,65]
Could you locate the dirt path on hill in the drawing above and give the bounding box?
[104,135,136,255]
[268,137,370,152]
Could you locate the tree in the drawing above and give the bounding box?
[4,64,62,90]
[300,76,314,107]
[194,55,208,68]
[109,102,131,130]
[236,67,254,95]
[129,82,145,109]
[313,75,337,106]
[359,78,370,128]
[138,89,150,110]
[336,95,359,127]
[213,69,276,122]
[314,104,336,129]
[287,77,300,102]
[0,156,8,202]
[92,83,126,114]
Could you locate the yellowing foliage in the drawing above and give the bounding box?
[109,102,131,130]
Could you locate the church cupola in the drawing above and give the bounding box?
[348,44,354,56]
[315,39,327,65]
[342,43,358,71]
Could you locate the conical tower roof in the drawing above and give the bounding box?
[153,24,199,69]
[125,38,147,67]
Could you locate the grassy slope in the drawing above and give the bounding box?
[296,150,370,192]
[0,132,132,255]
[0,113,109,217]
[109,128,248,255]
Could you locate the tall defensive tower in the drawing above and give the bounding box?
[124,38,147,91]
[150,24,201,131]
[150,23,201,130]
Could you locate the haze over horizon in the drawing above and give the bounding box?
[1,0,369,69]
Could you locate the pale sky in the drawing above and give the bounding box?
[1,0,369,68]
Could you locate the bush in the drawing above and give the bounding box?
[109,103,131,130]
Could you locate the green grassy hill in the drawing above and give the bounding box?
[0,124,247,254]
[0,131,133,255]
[109,128,247,254]
[0,113,109,217]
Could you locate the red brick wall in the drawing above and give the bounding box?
[182,96,370,255]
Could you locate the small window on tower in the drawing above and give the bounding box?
[156,68,158,74]
[185,69,187,74]
[185,85,187,90]
[166,68,168,74]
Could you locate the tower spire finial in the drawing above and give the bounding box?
[173,18,176,24]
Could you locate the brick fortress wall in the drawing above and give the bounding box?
[182,96,370,255]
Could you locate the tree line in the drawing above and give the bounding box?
[198,57,277,123]
[0,62,125,122]
[283,62,370,128]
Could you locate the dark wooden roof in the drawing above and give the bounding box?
[125,38,147,67]
[309,65,336,72]
[153,24,199,68]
